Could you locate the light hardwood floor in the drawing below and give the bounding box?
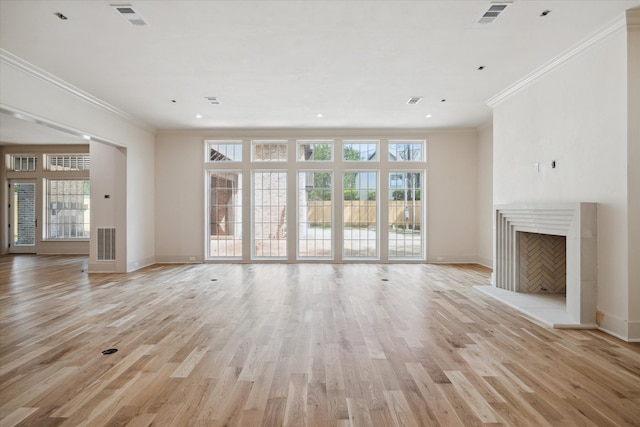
[1,256,639,426]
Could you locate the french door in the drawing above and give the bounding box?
[205,139,426,262]
[9,180,38,253]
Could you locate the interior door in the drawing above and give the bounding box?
[9,180,38,253]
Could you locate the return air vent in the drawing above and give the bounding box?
[111,4,148,26]
[406,97,423,105]
[97,227,116,261]
[205,97,221,105]
[478,3,510,24]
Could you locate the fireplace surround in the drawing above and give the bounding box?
[479,203,597,328]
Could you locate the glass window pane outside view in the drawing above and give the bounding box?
[343,141,378,161]
[209,172,242,258]
[389,171,423,258]
[47,155,90,171]
[343,171,377,258]
[253,141,288,162]
[208,142,242,162]
[11,155,37,171]
[298,171,332,258]
[388,141,424,161]
[13,183,36,245]
[297,141,333,161]
[46,179,90,239]
[253,171,287,258]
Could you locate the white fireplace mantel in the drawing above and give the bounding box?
[480,203,597,328]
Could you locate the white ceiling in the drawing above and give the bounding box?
[1,0,639,142]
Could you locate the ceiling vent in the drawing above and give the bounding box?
[406,97,423,105]
[205,97,221,105]
[111,4,148,26]
[477,3,510,24]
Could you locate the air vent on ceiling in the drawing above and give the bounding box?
[111,4,148,26]
[407,96,423,105]
[205,97,221,105]
[478,3,510,24]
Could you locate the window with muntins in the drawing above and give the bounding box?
[46,179,90,239]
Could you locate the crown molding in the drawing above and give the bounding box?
[0,49,155,133]
[487,15,627,108]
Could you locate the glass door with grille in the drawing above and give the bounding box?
[9,180,38,253]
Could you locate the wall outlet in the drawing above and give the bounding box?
[188,256,196,261]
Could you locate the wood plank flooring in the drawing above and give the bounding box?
[1,255,639,426]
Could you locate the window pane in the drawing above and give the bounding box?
[47,154,90,171]
[46,180,90,239]
[389,171,423,258]
[388,141,424,161]
[297,141,332,161]
[298,171,332,258]
[252,141,288,161]
[209,172,242,257]
[13,183,36,245]
[343,171,377,258]
[10,155,38,171]
[343,141,378,161]
[207,141,242,162]
[253,171,287,257]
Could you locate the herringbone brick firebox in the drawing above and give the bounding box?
[518,232,566,294]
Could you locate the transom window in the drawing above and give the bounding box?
[46,154,90,171]
[388,141,424,161]
[343,140,378,161]
[207,141,242,162]
[297,141,333,162]
[10,155,37,171]
[252,141,288,162]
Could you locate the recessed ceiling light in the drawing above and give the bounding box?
[54,12,68,20]
[82,134,91,140]
[317,113,323,118]
[441,99,447,102]
[477,66,485,71]
[195,114,203,119]
[425,114,432,118]
[540,10,551,17]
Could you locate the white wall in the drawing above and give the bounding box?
[0,52,156,272]
[426,131,479,263]
[155,130,481,264]
[476,123,493,268]
[89,141,127,272]
[492,26,636,340]
[626,9,640,340]
[155,132,205,263]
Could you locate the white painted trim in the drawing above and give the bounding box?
[0,49,154,133]
[627,8,640,31]
[487,16,626,107]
